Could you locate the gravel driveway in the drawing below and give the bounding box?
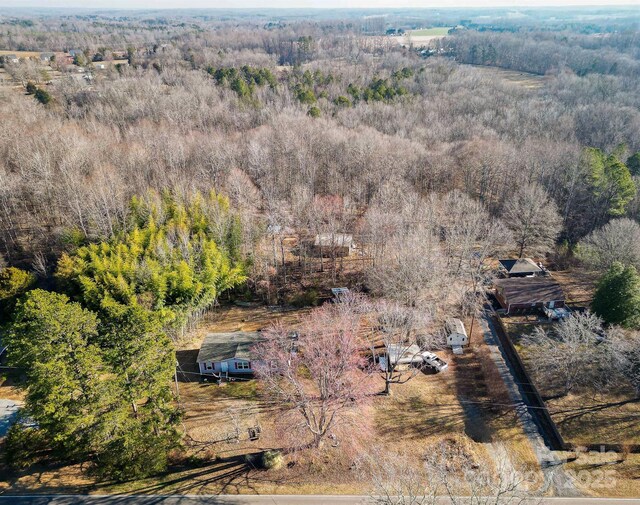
[0,398,21,437]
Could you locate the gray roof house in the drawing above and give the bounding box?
[40,52,55,62]
[494,277,565,313]
[196,332,263,377]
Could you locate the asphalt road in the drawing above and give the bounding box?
[0,496,639,505]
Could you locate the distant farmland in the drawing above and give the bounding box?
[396,27,452,47]
[409,27,452,36]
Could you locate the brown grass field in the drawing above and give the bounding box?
[463,64,546,89]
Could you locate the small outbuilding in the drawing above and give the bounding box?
[313,233,354,257]
[445,318,468,349]
[380,343,423,371]
[498,258,542,278]
[493,277,565,314]
[39,52,55,62]
[197,332,263,378]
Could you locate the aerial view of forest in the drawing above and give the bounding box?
[0,4,639,504]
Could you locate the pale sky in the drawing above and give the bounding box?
[0,0,638,9]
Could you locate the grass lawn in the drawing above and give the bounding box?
[565,450,640,497]
[504,319,640,445]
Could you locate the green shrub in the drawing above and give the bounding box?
[288,289,320,307]
[0,267,36,319]
[260,450,283,470]
[307,106,321,118]
[4,425,50,471]
[34,88,51,105]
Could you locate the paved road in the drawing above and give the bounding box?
[0,496,639,505]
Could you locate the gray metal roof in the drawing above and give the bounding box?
[386,343,422,365]
[196,332,263,363]
[493,277,565,305]
[499,258,542,274]
[314,233,353,247]
[446,318,467,337]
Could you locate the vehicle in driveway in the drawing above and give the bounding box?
[421,351,448,372]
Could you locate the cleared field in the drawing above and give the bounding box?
[410,27,452,36]
[464,64,546,89]
[0,50,45,58]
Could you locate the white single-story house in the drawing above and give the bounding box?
[196,332,263,377]
[446,318,468,349]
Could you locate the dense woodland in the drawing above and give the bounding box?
[0,7,639,484]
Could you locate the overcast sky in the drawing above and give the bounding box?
[0,0,637,9]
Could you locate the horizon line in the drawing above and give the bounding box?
[1,4,639,11]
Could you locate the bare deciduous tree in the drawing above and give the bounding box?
[371,300,435,395]
[523,312,606,395]
[502,183,562,258]
[577,218,640,272]
[365,442,535,505]
[253,302,374,450]
[607,329,640,397]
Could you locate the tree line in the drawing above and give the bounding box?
[1,191,246,479]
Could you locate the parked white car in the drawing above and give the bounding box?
[421,351,448,372]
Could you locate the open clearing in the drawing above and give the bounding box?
[0,50,46,58]
[410,27,452,36]
[396,27,451,47]
[463,64,546,89]
[505,317,639,449]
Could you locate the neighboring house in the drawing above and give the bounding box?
[39,52,55,62]
[498,258,542,277]
[4,54,19,64]
[69,49,84,57]
[313,233,354,257]
[93,62,107,70]
[493,277,565,314]
[196,332,263,377]
[445,318,468,353]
